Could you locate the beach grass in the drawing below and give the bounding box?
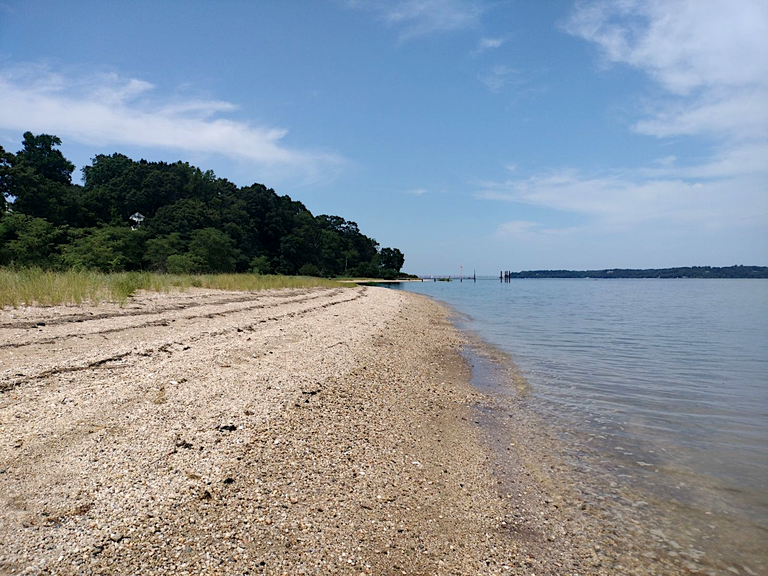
[0,268,342,308]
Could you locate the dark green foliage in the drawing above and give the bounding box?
[143,233,185,272]
[187,228,239,273]
[4,133,79,226]
[298,263,322,277]
[1,133,405,277]
[349,262,381,278]
[148,198,220,237]
[249,255,272,274]
[62,227,146,272]
[18,132,75,184]
[379,247,405,272]
[166,253,196,274]
[0,213,66,268]
[0,146,13,213]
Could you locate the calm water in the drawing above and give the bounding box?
[394,279,768,530]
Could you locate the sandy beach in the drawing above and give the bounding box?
[1,286,700,575]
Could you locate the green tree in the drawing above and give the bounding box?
[0,132,407,277]
[379,247,405,272]
[249,255,272,274]
[147,198,219,238]
[17,132,74,184]
[0,145,14,213]
[143,233,185,272]
[166,253,196,274]
[63,227,146,272]
[187,228,239,273]
[298,263,321,277]
[5,133,77,225]
[0,213,65,268]
[277,211,322,274]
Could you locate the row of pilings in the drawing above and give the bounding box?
[500,270,513,282]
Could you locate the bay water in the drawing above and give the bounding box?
[392,278,768,571]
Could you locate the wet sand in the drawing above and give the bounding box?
[0,286,733,574]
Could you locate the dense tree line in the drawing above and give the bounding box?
[0,133,405,277]
[507,266,768,279]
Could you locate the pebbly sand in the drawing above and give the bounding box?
[0,286,715,575]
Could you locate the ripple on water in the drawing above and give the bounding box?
[392,279,768,575]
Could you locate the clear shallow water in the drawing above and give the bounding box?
[393,279,768,528]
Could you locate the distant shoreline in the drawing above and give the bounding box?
[495,265,767,279]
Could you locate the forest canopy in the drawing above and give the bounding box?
[0,132,405,278]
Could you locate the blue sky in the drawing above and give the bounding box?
[1,0,766,274]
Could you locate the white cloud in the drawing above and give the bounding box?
[479,171,704,225]
[565,0,768,94]
[348,0,483,40]
[512,0,768,247]
[652,155,676,167]
[472,36,506,55]
[479,37,504,49]
[564,0,768,141]
[639,142,768,180]
[0,64,344,182]
[477,146,768,231]
[634,87,768,139]
[496,220,539,236]
[496,220,583,239]
[478,65,520,92]
[476,2,768,265]
[404,188,429,196]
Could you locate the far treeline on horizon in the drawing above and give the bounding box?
[0,132,406,279]
[501,266,768,279]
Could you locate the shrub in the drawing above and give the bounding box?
[249,255,272,274]
[62,227,145,272]
[166,254,196,274]
[298,263,321,277]
[187,228,239,273]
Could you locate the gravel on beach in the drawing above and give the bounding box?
[0,286,717,575]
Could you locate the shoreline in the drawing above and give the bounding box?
[428,290,767,576]
[0,285,738,574]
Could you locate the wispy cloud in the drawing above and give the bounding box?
[478,65,521,92]
[633,88,768,139]
[564,0,768,141]
[476,147,768,232]
[479,37,504,49]
[403,187,429,196]
[481,1,767,245]
[496,220,539,236]
[496,220,582,238]
[348,0,483,41]
[0,64,344,183]
[471,36,506,55]
[652,155,676,167]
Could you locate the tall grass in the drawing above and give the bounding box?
[0,268,342,308]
